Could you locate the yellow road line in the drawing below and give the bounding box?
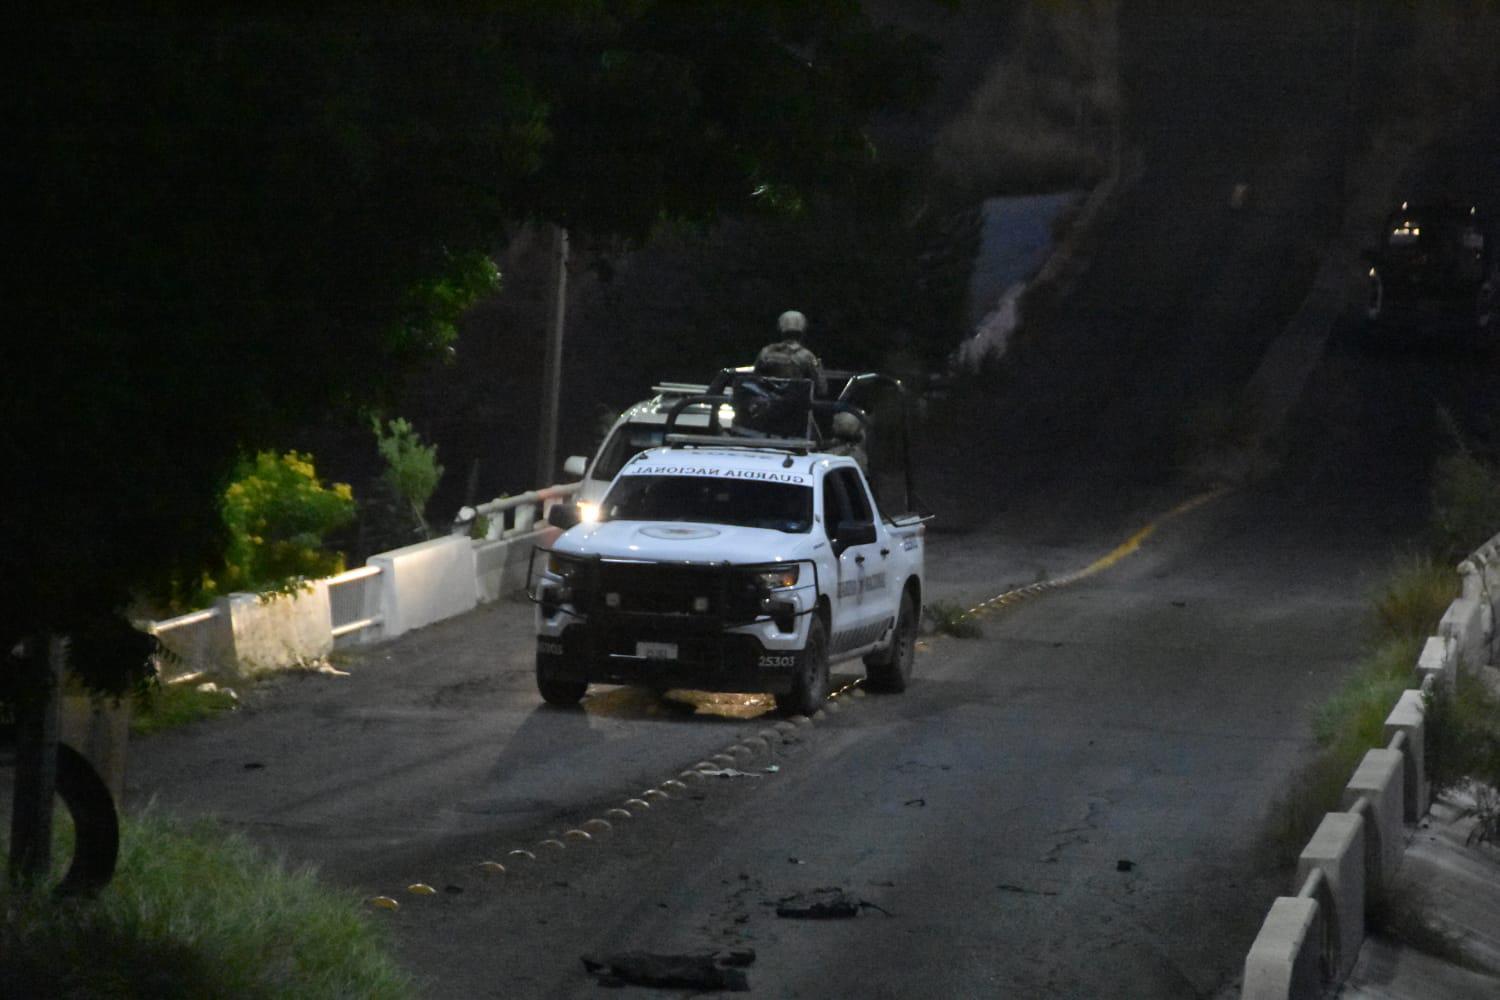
[966,486,1230,619]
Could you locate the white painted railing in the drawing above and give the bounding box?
[327,564,384,640]
[453,481,580,540]
[148,480,580,677]
[1241,528,1500,999]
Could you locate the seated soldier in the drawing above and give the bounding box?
[823,411,868,472]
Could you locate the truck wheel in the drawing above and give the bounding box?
[864,591,916,694]
[777,617,829,716]
[536,661,586,707]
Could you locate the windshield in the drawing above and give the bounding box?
[591,425,669,481]
[601,475,813,533]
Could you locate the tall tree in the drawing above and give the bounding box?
[2,4,932,885]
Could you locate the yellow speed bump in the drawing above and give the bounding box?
[369,895,400,911]
[538,839,566,852]
[563,829,592,843]
[406,883,437,896]
[582,818,613,834]
[605,807,633,821]
[642,788,670,802]
[623,798,651,810]
[508,849,536,862]
[478,861,506,875]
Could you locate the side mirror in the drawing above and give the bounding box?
[834,519,877,550]
[563,455,588,478]
[547,503,581,530]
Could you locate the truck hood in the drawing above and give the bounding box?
[557,520,815,565]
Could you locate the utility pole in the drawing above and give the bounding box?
[536,224,569,486]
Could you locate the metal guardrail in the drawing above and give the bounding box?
[327,564,384,639]
[454,481,581,539]
[149,606,221,635]
[144,480,581,670]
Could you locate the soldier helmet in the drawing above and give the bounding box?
[777,310,808,334]
[832,411,862,440]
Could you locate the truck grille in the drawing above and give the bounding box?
[581,561,761,622]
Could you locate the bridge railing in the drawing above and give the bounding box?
[148,480,580,678]
[1239,530,1498,999]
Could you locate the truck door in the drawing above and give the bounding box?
[822,467,884,654]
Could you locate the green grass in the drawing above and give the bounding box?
[924,600,983,639]
[1260,743,1369,871]
[1371,551,1458,643]
[1312,635,1424,753]
[1260,548,1453,870]
[131,680,240,736]
[2,811,412,999]
[1425,670,1500,798]
[1429,449,1500,562]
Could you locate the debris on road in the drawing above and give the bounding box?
[904,797,926,807]
[697,767,762,779]
[997,883,1058,897]
[581,950,753,991]
[1116,859,1135,872]
[774,888,892,919]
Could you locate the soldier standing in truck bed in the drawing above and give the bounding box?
[755,309,826,396]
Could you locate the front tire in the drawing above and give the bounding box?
[536,659,586,707]
[777,616,829,716]
[864,591,917,693]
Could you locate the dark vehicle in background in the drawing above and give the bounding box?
[1364,201,1497,341]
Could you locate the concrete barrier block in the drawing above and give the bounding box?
[1241,896,1322,1000]
[1417,635,1456,690]
[367,535,478,639]
[153,607,237,678]
[474,531,550,604]
[1439,596,1485,669]
[1341,748,1405,896]
[1383,689,1428,821]
[1460,563,1482,602]
[1481,562,1500,626]
[225,585,334,676]
[1296,813,1364,980]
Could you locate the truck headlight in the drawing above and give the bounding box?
[547,552,588,602]
[751,564,800,591]
[548,552,585,578]
[577,502,600,524]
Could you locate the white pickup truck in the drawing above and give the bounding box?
[533,428,927,715]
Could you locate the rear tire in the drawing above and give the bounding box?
[864,591,916,693]
[777,617,829,716]
[536,660,586,707]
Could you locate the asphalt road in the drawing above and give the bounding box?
[122,5,1500,998]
